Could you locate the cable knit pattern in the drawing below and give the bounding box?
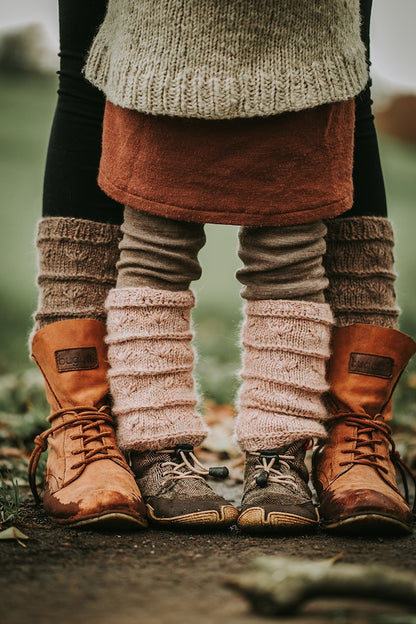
[33,217,121,332]
[84,0,368,119]
[236,299,333,451]
[324,217,400,328]
[105,287,208,451]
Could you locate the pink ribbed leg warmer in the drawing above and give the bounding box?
[105,287,208,451]
[236,299,333,451]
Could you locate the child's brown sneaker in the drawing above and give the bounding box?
[237,440,319,533]
[131,445,239,527]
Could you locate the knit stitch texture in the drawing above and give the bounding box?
[33,217,121,334]
[324,217,400,328]
[85,0,368,119]
[236,299,333,450]
[105,287,208,451]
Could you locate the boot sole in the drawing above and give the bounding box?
[237,507,319,533]
[324,513,413,536]
[147,504,239,527]
[53,512,148,530]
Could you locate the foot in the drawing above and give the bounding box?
[312,414,414,536]
[29,406,148,529]
[237,441,319,533]
[131,444,239,528]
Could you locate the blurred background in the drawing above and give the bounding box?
[0,0,415,429]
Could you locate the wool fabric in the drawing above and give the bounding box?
[237,221,328,302]
[99,99,355,227]
[116,207,206,291]
[85,0,368,119]
[236,299,333,450]
[323,217,400,328]
[33,217,121,334]
[105,287,208,451]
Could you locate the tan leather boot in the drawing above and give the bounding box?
[29,319,148,529]
[313,324,416,535]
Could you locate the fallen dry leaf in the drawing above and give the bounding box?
[0,526,29,547]
[202,401,239,457]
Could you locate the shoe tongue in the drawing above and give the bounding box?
[354,413,385,450]
[263,440,305,459]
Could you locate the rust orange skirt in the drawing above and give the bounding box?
[99,99,355,227]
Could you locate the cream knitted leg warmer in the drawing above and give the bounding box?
[236,299,333,451]
[324,216,400,328]
[105,286,208,451]
[33,217,121,332]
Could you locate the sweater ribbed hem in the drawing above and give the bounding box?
[86,59,368,120]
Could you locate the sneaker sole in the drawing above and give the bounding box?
[324,513,413,536]
[237,507,319,533]
[147,504,239,527]
[53,512,148,530]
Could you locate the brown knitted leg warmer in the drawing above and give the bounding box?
[32,217,121,335]
[323,216,400,328]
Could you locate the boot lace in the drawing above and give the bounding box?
[250,450,298,489]
[331,412,415,508]
[28,405,128,503]
[158,444,228,488]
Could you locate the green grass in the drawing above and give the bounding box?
[0,71,56,372]
[0,473,21,526]
[0,71,415,411]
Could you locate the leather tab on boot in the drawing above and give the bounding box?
[349,353,393,379]
[55,347,99,373]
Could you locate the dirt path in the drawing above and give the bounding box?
[1,488,416,624]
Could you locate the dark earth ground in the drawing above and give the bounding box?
[2,481,416,624]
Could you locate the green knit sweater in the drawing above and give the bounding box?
[85,0,368,119]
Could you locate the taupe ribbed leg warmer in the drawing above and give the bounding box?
[324,216,400,328]
[117,207,329,301]
[116,207,206,290]
[237,221,328,302]
[33,217,121,333]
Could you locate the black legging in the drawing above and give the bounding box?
[344,0,388,218]
[42,0,123,224]
[43,0,386,224]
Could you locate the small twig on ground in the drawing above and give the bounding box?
[226,556,416,616]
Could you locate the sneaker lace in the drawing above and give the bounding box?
[251,450,298,489]
[331,412,415,508]
[28,405,128,503]
[158,444,228,488]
